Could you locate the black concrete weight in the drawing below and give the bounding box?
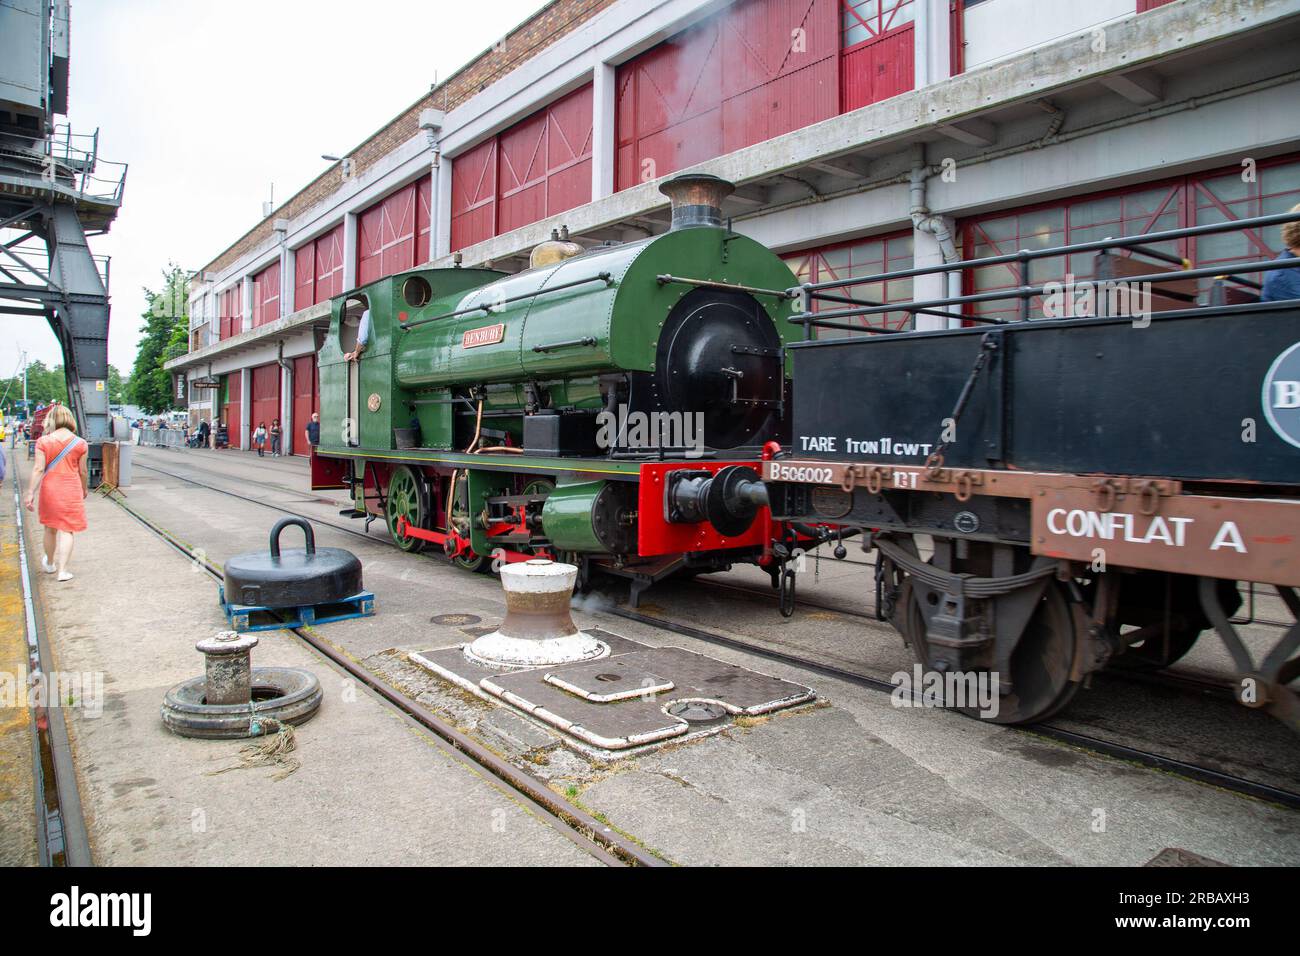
[224,517,363,609]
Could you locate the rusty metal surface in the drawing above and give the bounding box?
[765,458,1183,500]
[1033,488,1300,586]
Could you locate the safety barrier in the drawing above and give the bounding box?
[136,428,188,448]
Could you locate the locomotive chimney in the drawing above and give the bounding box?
[660,173,734,230]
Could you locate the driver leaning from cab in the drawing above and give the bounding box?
[344,304,370,362]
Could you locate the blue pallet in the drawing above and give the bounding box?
[218,587,375,633]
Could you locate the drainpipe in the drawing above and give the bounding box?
[419,109,445,264]
[908,145,962,321]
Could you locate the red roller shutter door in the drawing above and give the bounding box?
[450,85,592,250]
[497,85,593,234]
[249,363,281,443]
[293,246,315,311]
[296,225,345,309]
[358,182,422,285]
[291,354,319,457]
[840,0,915,113]
[219,287,242,341]
[252,261,280,327]
[451,139,497,252]
[615,0,839,191]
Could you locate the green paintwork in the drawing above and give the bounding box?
[318,228,796,458]
[540,479,610,553]
[391,228,798,390]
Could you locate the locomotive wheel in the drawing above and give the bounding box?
[448,472,488,573]
[386,465,428,553]
[896,577,1082,725]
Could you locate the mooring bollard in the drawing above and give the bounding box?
[162,628,322,739]
[195,631,259,705]
[464,559,609,669]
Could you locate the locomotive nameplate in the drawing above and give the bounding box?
[1032,489,1300,587]
[463,323,506,349]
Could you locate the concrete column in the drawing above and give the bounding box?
[435,157,454,259]
[241,277,253,333]
[342,212,358,290]
[281,245,295,316]
[427,162,441,263]
[911,215,958,331]
[239,366,251,450]
[914,0,952,89]
[591,62,617,201]
[281,361,292,453]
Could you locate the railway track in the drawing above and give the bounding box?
[129,454,1300,810]
[103,483,666,868]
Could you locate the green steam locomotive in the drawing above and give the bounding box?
[312,174,797,599]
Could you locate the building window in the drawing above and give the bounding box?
[783,231,915,335]
[960,155,1300,322]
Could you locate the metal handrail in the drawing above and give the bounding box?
[789,209,1300,331]
[791,209,1300,294]
[792,257,1300,327]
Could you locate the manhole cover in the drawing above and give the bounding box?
[667,700,728,723]
[431,613,482,626]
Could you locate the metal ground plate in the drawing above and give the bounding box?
[411,634,815,751]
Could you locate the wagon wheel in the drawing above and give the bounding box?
[385,465,429,553]
[895,576,1082,725]
[447,472,489,573]
[1113,576,1242,671]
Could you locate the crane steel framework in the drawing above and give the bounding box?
[0,0,127,481]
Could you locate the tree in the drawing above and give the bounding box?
[107,365,127,405]
[128,264,190,414]
[0,359,67,412]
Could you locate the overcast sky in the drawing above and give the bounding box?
[2,0,547,383]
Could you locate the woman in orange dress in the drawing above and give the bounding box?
[22,405,88,583]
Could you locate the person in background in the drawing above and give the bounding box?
[1261,203,1300,302]
[253,421,267,457]
[270,418,282,458]
[23,405,87,583]
[305,411,321,450]
[197,418,210,448]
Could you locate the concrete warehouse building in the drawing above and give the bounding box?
[167,0,1300,453]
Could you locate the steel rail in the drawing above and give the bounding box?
[102,487,668,868]
[11,457,92,866]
